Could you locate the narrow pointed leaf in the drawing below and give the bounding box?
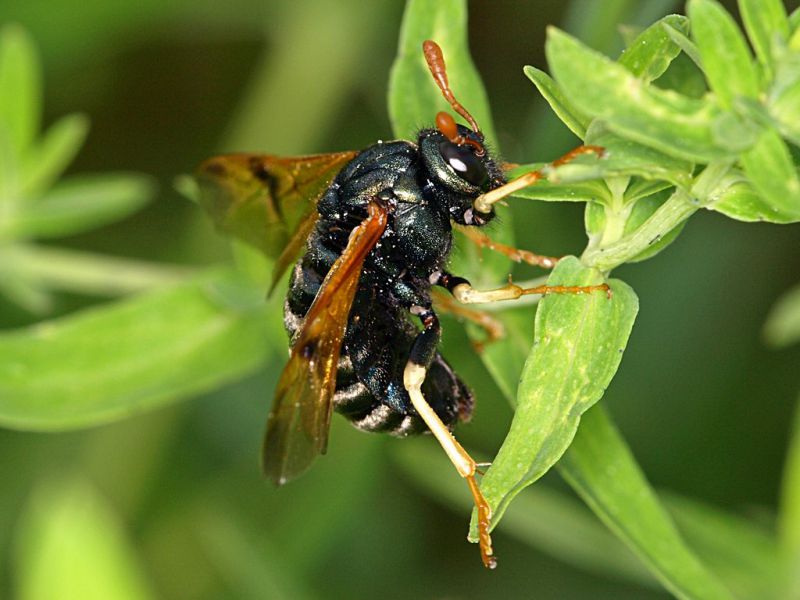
[546,28,731,162]
[740,129,800,221]
[688,0,759,108]
[523,66,589,139]
[21,113,89,198]
[472,257,638,531]
[618,15,689,82]
[5,174,155,239]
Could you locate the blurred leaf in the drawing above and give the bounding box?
[20,113,89,198]
[193,505,316,600]
[4,245,192,297]
[792,7,800,32]
[739,0,789,78]
[472,257,638,532]
[0,270,275,431]
[4,174,155,239]
[546,27,731,162]
[523,66,589,139]
[0,24,40,156]
[769,76,800,148]
[740,129,800,222]
[664,492,782,600]
[618,15,689,82]
[388,0,496,147]
[780,396,800,599]
[688,0,759,109]
[15,477,155,600]
[560,406,733,600]
[764,282,800,347]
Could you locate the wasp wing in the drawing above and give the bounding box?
[196,152,358,292]
[262,201,389,485]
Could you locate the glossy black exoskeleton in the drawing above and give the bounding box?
[284,125,505,435]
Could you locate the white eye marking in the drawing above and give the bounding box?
[463,209,474,225]
[449,157,468,173]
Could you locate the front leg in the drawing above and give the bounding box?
[432,271,610,304]
[402,303,496,569]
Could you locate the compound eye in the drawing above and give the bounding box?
[438,141,488,187]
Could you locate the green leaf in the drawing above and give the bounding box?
[523,66,589,139]
[664,493,783,600]
[708,170,800,224]
[472,257,638,532]
[764,282,800,347]
[739,0,790,77]
[0,24,40,156]
[688,0,760,108]
[4,174,155,240]
[618,15,689,82]
[546,27,732,162]
[585,123,694,187]
[21,113,89,199]
[0,270,276,431]
[559,407,733,600]
[388,0,496,147]
[769,76,800,148]
[791,7,800,32]
[740,128,800,222]
[662,22,703,69]
[780,396,800,599]
[506,162,611,204]
[15,477,156,600]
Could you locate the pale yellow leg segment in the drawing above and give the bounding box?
[403,362,496,569]
[474,145,605,214]
[452,279,611,305]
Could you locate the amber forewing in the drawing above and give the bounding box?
[262,201,388,485]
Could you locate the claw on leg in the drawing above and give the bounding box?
[404,362,496,569]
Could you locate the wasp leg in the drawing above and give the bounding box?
[404,306,496,569]
[456,226,558,270]
[431,288,504,351]
[473,145,605,214]
[434,271,610,304]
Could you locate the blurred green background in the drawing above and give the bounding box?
[1,1,799,598]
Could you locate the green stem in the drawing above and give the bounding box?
[4,245,193,296]
[581,187,699,272]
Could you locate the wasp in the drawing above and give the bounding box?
[196,40,607,569]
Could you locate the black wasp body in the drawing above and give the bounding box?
[284,125,505,435]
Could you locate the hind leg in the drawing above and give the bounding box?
[403,304,496,569]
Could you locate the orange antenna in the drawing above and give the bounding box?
[423,40,482,136]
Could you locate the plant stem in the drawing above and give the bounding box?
[5,245,193,297]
